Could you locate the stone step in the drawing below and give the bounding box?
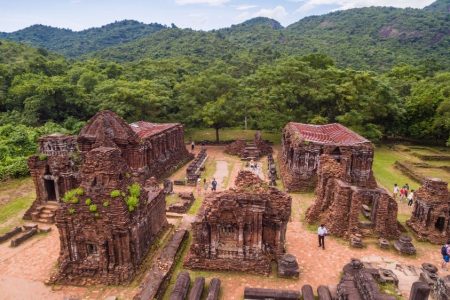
[40,212,55,219]
[43,204,59,210]
[37,217,54,224]
[42,208,56,214]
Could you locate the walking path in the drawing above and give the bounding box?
[212,160,228,191]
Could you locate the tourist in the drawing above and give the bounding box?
[211,178,217,191]
[442,242,450,270]
[197,177,202,194]
[407,189,415,206]
[191,140,195,151]
[318,224,328,250]
[203,178,209,193]
[393,183,399,200]
[405,183,410,192]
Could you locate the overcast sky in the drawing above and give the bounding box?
[0,0,436,32]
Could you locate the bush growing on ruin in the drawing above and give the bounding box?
[110,190,121,198]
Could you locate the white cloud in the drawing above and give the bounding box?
[236,5,288,22]
[235,4,259,11]
[254,6,288,19]
[175,0,230,6]
[295,0,435,13]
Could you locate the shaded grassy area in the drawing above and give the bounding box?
[0,194,34,234]
[372,146,420,191]
[166,194,181,206]
[0,177,33,193]
[185,128,281,144]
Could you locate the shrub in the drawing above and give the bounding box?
[110,190,121,198]
[103,200,110,207]
[68,208,75,214]
[89,204,97,212]
[126,195,139,212]
[38,154,47,161]
[85,198,92,205]
[128,183,141,198]
[63,188,83,203]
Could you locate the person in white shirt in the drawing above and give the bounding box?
[318,224,328,250]
[393,183,399,200]
[407,190,415,206]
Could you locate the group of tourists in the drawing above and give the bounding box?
[393,183,415,206]
[197,177,218,194]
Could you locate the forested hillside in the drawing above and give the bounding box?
[0,1,449,180]
[1,3,449,71]
[0,20,166,58]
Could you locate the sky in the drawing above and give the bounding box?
[0,0,436,32]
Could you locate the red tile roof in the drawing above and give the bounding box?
[130,121,179,139]
[288,123,369,145]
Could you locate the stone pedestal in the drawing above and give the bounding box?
[278,254,300,278]
[394,235,416,255]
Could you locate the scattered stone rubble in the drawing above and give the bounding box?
[167,192,196,214]
[169,271,190,300]
[185,171,292,275]
[25,110,192,223]
[407,178,450,244]
[134,230,187,300]
[277,253,300,278]
[225,131,272,161]
[189,277,205,300]
[186,149,207,185]
[0,223,50,246]
[394,235,417,255]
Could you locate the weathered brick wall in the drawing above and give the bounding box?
[306,155,399,239]
[407,178,449,244]
[185,171,291,275]
[51,146,168,285]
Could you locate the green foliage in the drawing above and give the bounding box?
[63,188,83,204]
[85,198,92,206]
[125,183,141,212]
[89,204,97,212]
[68,207,75,214]
[103,200,110,207]
[38,154,47,161]
[110,190,121,198]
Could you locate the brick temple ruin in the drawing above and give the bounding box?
[407,178,450,244]
[185,170,291,275]
[225,131,272,160]
[42,110,193,285]
[297,123,399,239]
[279,123,374,192]
[25,110,192,223]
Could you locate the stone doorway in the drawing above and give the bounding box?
[44,178,57,201]
[435,217,446,232]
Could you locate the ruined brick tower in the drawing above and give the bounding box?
[185,171,291,275]
[50,111,170,285]
[25,110,192,223]
[407,178,450,244]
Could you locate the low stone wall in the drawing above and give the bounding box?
[184,257,271,275]
[0,227,22,243]
[166,193,195,214]
[394,161,425,183]
[134,229,188,300]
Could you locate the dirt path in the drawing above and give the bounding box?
[212,160,228,190]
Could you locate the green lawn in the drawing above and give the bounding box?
[372,146,420,191]
[185,128,281,144]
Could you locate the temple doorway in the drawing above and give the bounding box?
[435,217,446,232]
[44,178,57,201]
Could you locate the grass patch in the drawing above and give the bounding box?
[185,128,281,144]
[373,146,420,191]
[166,194,181,206]
[379,282,402,300]
[200,158,217,182]
[0,193,34,225]
[0,177,33,193]
[187,196,203,215]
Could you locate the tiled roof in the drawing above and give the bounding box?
[130,121,179,139]
[288,122,369,145]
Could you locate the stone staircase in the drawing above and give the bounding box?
[242,142,261,161]
[31,203,59,223]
